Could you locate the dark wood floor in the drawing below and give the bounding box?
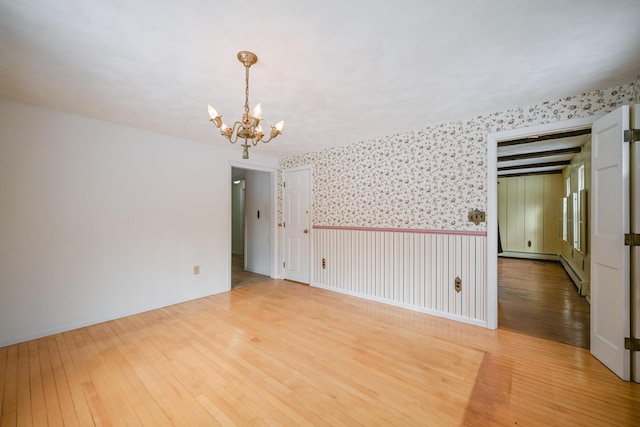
[231,253,271,289]
[498,257,590,348]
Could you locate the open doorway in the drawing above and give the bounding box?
[487,116,599,333]
[230,166,276,289]
[495,130,592,348]
[491,107,638,381]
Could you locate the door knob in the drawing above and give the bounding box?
[304,229,309,234]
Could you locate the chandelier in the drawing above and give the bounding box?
[208,51,284,159]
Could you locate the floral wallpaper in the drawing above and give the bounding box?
[279,81,637,232]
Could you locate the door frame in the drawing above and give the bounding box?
[281,165,313,283]
[486,115,600,329]
[228,161,279,288]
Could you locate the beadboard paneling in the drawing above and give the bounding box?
[313,228,486,326]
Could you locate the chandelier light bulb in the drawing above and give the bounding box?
[252,103,262,120]
[207,105,220,120]
[255,124,264,141]
[220,123,232,137]
[275,120,284,132]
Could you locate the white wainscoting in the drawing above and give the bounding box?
[312,227,487,327]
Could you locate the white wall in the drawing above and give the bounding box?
[497,174,562,256]
[244,169,272,276]
[0,99,278,346]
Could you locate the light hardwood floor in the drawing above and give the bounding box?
[1,280,638,426]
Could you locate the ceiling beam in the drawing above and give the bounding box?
[498,160,571,172]
[498,146,582,162]
[498,170,564,178]
[497,128,591,147]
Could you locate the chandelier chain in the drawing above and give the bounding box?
[244,65,250,116]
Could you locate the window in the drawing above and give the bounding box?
[562,176,571,242]
[562,197,568,242]
[577,164,585,192]
[574,164,585,251]
[572,192,579,248]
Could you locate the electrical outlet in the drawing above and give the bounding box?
[454,276,462,293]
[193,265,200,275]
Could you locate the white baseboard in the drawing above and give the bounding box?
[310,282,488,328]
[559,255,590,296]
[499,251,559,261]
[0,293,219,348]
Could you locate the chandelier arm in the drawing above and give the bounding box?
[226,121,245,144]
[260,134,274,144]
[260,128,282,144]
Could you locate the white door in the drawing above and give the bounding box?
[591,105,630,381]
[283,168,311,283]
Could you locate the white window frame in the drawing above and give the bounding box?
[574,163,585,251]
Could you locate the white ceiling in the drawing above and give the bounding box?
[1,1,639,159]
